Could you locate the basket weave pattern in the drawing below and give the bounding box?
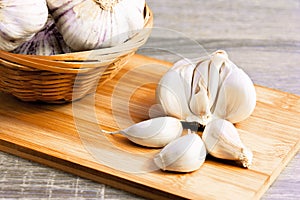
[0,5,152,103]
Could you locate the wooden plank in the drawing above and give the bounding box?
[0,54,299,200]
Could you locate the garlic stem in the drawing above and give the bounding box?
[93,0,120,11]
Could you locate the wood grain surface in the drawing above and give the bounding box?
[1,0,300,199]
[0,54,299,200]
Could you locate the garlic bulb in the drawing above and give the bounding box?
[13,16,72,55]
[154,133,207,172]
[47,0,145,51]
[156,50,256,125]
[105,117,183,148]
[0,0,48,51]
[202,118,253,168]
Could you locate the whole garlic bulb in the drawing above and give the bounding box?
[154,133,207,172]
[105,117,183,148]
[13,16,72,55]
[202,118,253,168]
[0,0,48,51]
[47,0,145,51]
[156,50,256,125]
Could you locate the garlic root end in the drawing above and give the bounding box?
[239,148,253,168]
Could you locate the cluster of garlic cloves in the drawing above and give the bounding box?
[155,50,256,169]
[107,50,255,172]
[156,50,256,125]
[104,116,208,173]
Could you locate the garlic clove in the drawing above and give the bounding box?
[172,58,195,101]
[207,52,225,108]
[207,50,256,123]
[189,60,212,125]
[210,50,229,71]
[154,133,207,172]
[212,60,256,123]
[156,59,207,125]
[156,68,199,122]
[107,117,183,148]
[202,118,253,168]
[189,80,211,125]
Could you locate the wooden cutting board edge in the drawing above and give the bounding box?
[254,138,300,200]
[0,138,184,200]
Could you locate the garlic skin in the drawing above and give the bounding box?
[156,59,210,125]
[0,0,48,51]
[156,50,256,125]
[210,51,256,123]
[107,117,183,148]
[13,16,72,55]
[47,0,145,51]
[156,60,202,120]
[202,118,253,168]
[154,133,207,172]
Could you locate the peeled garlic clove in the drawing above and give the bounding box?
[109,117,183,148]
[202,119,253,168]
[0,0,48,51]
[154,133,207,172]
[212,57,256,123]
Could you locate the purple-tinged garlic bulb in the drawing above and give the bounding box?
[13,16,72,55]
[0,0,48,51]
[47,0,145,51]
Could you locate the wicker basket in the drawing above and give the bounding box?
[0,5,153,103]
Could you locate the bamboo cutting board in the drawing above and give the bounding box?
[0,54,299,200]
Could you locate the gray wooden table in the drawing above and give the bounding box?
[0,0,299,199]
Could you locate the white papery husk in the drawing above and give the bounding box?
[0,0,48,51]
[47,0,145,51]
